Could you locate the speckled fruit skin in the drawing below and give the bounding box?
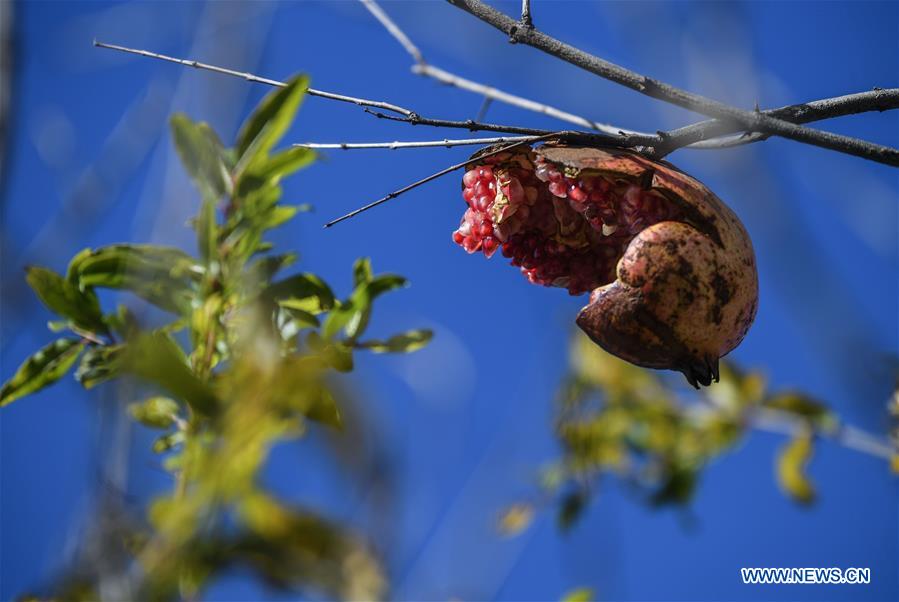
[546,146,759,388]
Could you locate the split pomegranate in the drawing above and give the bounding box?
[452,143,759,388]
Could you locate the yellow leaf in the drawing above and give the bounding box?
[561,587,595,602]
[497,503,535,537]
[776,433,816,505]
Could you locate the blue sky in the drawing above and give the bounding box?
[1,1,897,600]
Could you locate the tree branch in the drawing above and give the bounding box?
[295,135,538,150]
[361,0,638,137]
[359,0,425,66]
[366,88,898,157]
[94,40,414,117]
[752,408,896,461]
[446,0,899,167]
[361,107,633,143]
[92,40,620,143]
[323,133,562,228]
[657,88,899,156]
[93,39,899,164]
[519,0,532,29]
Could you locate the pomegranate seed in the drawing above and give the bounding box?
[477,166,494,181]
[451,147,684,295]
[568,185,587,202]
[548,181,567,198]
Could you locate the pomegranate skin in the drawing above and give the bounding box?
[556,146,759,387]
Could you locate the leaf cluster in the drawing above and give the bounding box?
[4,76,430,601]
[499,333,846,537]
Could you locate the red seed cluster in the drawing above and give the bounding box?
[453,148,682,295]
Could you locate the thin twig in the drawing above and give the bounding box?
[93,40,605,143]
[323,133,561,228]
[752,408,896,461]
[296,135,538,150]
[362,107,613,139]
[94,40,413,117]
[413,64,636,136]
[519,0,532,29]
[476,97,493,122]
[359,0,424,65]
[361,0,635,137]
[446,0,899,167]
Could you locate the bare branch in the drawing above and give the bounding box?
[295,135,539,150]
[92,40,620,143]
[475,96,493,122]
[753,408,896,461]
[359,0,424,65]
[94,40,413,117]
[412,63,637,136]
[361,107,621,140]
[446,0,899,167]
[323,133,561,228]
[361,0,636,137]
[519,0,532,29]
[657,88,899,155]
[93,40,898,163]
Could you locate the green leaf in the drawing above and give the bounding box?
[262,274,335,314]
[323,343,354,373]
[558,490,587,533]
[75,344,125,389]
[47,320,68,333]
[152,431,185,454]
[122,332,217,415]
[355,329,433,353]
[129,396,180,429]
[196,197,218,264]
[650,465,697,506]
[347,274,408,341]
[252,146,315,183]
[236,75,309,169]
[259,205,299,230]
[306,388,342,429]
[322,268,407,341]
[246,253,297,286]
[26,266,106,334]
[68,245,202,315]
[106,305,141,340]
[170,113,231,201]
[352,257,373,288]
[1,338,86,406]
[275,306,320,341]
[777,433,816,505]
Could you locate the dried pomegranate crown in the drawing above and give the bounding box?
[453,143,759,388]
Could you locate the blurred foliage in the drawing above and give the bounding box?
[560,587,595,602]
[501,333,898,537]
[3,75,431,601]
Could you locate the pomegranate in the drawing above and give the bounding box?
[453,143,758,387]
